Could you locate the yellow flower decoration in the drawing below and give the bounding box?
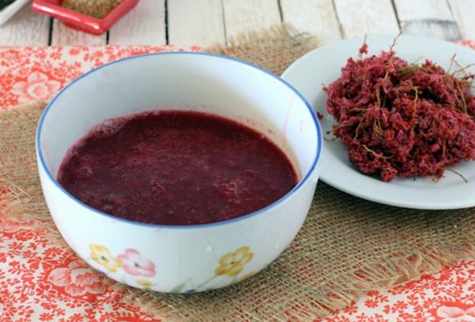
[239,271,256,282]
[89,244,122,273]
[215,246,254,277]
[137,279,153,288]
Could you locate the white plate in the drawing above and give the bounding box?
[282,34,475,209]
[0,0,30,27]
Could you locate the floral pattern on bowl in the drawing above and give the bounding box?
[117,249,156,277]
[87,244,255,293]
[215,246,254,277]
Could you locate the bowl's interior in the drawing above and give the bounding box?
[37,52,321,198]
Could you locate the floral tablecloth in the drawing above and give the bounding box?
[1,42,475,321]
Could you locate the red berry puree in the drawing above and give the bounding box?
[57,110,298,225]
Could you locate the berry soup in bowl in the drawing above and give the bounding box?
[36,52,323,293]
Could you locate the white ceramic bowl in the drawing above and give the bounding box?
[36,52,323,293]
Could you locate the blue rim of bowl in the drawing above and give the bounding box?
[36,51,323,230]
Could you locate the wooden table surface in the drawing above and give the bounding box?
[0,0,474,47]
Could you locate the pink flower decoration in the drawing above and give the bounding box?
[437,305,475,322]
[11,71,61,103]
[117,249,156,277]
